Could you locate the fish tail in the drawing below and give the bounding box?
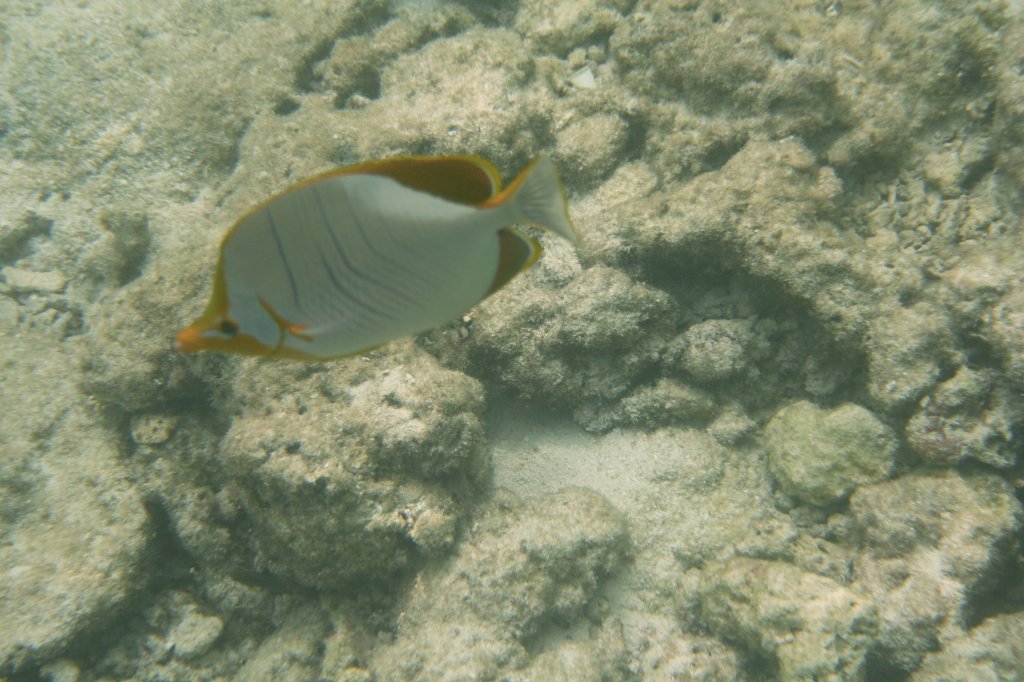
[499,157,579,244]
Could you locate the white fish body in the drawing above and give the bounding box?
[176,156,576,360]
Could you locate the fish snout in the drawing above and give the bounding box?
[174,325,204,352]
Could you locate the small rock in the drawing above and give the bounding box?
[168,606,223,660]
[905,367,1020,468]
[371,488,630,680]
[39,658,80,682]
[515,0,625,54]
[555,113,628,186]
[764,401,897,506]
[2,266,67,294]
[408,506,457,552]
[235,604,329,681]
[0,212,53,263]
[130,414,179,445]
[922,136,993,197]
[707,407,757,446]
[0,334,148,674]
[677,319,755,383]
[865,303,952,412]
[989,287,1024,389]
[849,470,1024,670]
[607,378,717,431]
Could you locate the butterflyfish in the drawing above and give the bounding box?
[175,155,577,360]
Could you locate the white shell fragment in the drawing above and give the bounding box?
[569,66,597,89]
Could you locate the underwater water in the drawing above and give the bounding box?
[1,0,1023,680]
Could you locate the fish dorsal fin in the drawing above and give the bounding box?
[299,155,502,206]
[487,227,542,297]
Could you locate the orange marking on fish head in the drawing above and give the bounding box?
[175,315,276,357]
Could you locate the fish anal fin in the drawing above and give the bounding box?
[487,227,542,297]
[271,341,387,362]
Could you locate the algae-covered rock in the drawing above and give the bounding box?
[470,264,677,428]
[698,558,878,681]
[864,302,955,412]
[579,378,718,434]
[314,2,472,107]
[166,599,224,661]
[87,584,282,680]
[904,366,1021,468]
[0,333,149,674]
[765,401,897,506]
[372,487,630,680]
[988,287,1024,389]
[913,611,1024,682]
[3,0,376,190]
[851,471,1021,582]
[79,213,216,412]
[6,0,1024,679]
[995,5,1024,187]
[516,623,632,681]
[553,112,630,188]
[674,318,758,383]
[140,348,488,591]
[589,136,910,355]
[435,487,629,639]
[849,470,1023,672]
[612,1,841,142]
[340,26,540,169]
[515,0,628,55]
[235,603,331,682]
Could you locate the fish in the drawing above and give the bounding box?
[175,155,577,360]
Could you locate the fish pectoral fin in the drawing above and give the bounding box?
[257,297,315,347]
[287,323,314,343]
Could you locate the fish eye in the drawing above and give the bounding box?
[219,318,239,336]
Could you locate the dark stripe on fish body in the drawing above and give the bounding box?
[302,198,393,327]
[310,187,398,318]
[342,197,434,301]
[317,253,387,328]
[361,196,453,277]
[311,184,418,313]
[341,189,435,290]
[265,208,303,316]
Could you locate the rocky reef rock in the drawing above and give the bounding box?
[765,400,898,507]
[372,487,630,680]
[138,347,488,591]
[698,558,878,681]
[0,333,149,673]
[850,470,1023,672]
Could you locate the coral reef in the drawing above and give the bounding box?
[1,0,1022,679]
